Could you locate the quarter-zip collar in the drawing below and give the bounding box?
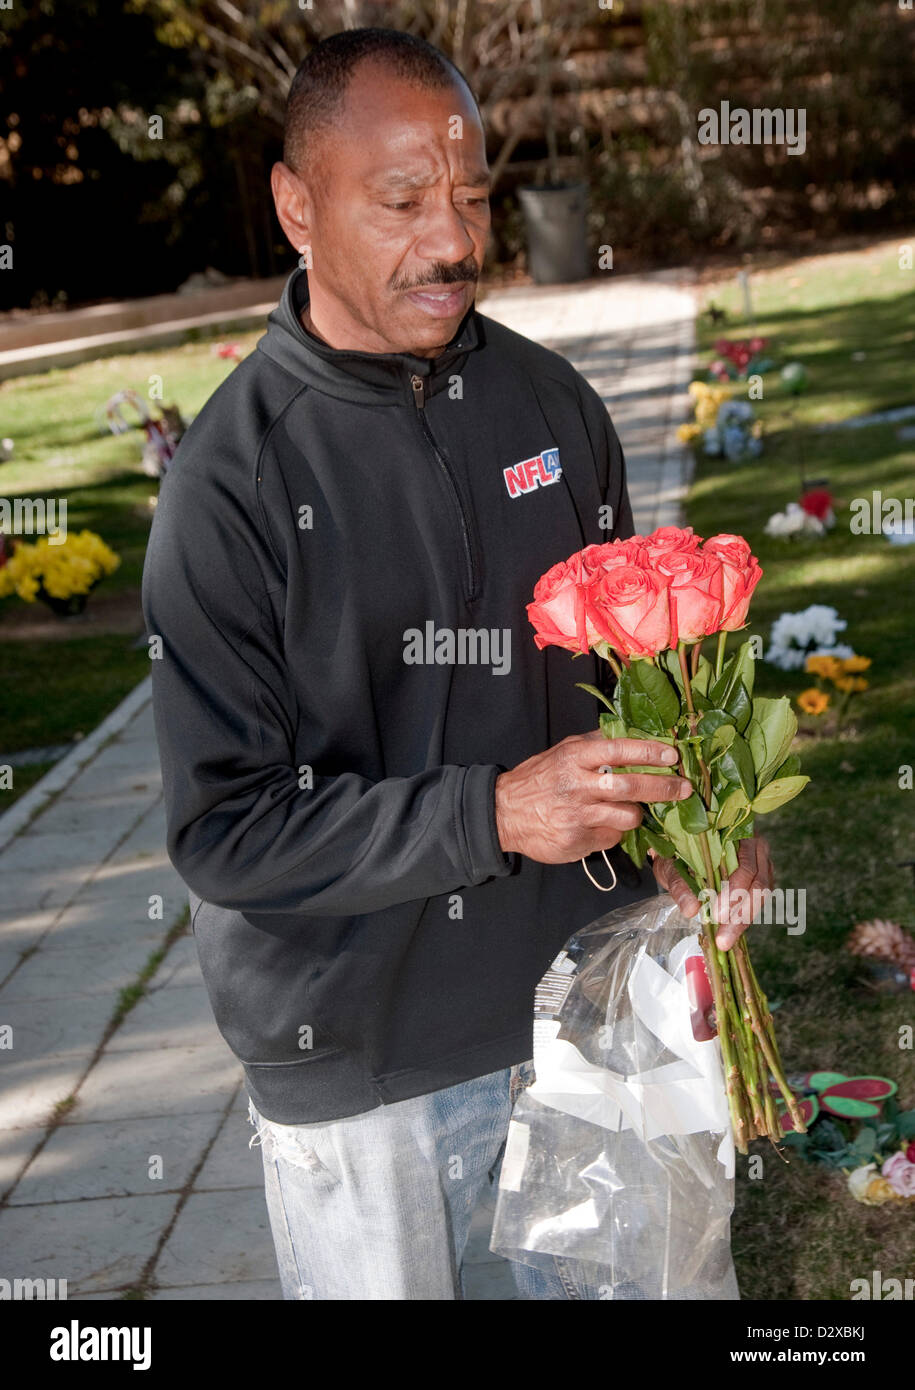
[257,266,482,407]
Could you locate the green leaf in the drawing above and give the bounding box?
[850,1127,878,1159]
[723,838,739,875]
[658,647,685,694]
[772,753,802,780]
[716,786,749,829]
[727,679,753,733]
[697,708,735,738]
[750,696,798,785]
[619,825,649,869]
[896,1109,915,1139]
[717,732,756,799]
[599,711,628,741]
[642,827,676,858]
[662,805,708,880]
[750,775,809,814]
[691,657,713,700]
[702,723,736,765]
[626,659,681,731]
[745,717,767,774]
[678,792,710,833]
[709,640,756,710]
[575,681,615,712]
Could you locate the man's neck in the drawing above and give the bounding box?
[299,299,446,360]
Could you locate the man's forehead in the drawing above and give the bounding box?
[364,164,491,191]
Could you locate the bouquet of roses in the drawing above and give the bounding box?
[526,526,810,1151]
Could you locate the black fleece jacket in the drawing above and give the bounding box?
[141,267,657,1123]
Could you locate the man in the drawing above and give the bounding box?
[142,26,773,1300]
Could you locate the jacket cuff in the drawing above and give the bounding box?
[461,763,515,882]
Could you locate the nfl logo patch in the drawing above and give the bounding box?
[503,446,562,498]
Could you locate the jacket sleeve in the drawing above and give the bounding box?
[141,463,514,918]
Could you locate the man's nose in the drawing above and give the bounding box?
[414,197,481,266]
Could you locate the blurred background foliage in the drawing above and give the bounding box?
[1,0,913,310]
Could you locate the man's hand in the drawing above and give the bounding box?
[495,731,692,864]
[651,836,776,949]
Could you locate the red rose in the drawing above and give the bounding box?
[907,1142,915,1165]
[702,534,762,632]
[642,526,702,563]
[655,549,724,644]
[578,537,648,581]
[526,554,592,653]
[585,563,671,659]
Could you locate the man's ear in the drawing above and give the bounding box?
[271,161,316,257]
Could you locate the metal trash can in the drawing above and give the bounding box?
[517,180,590,285]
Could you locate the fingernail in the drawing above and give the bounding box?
[662,747,678,763]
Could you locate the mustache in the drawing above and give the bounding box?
[394,263,479,291]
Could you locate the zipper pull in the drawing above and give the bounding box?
[410,373,425,409]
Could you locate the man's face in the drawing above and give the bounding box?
[272,61,491,357]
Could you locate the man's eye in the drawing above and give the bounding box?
[384,202,416,211]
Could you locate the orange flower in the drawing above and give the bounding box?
[834,676,869,693]
[804,654,843,680]
[798,688,830,715]
[841,655,872,673]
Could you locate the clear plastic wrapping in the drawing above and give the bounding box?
[491,892,740,1300]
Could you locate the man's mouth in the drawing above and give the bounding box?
[404,283,469,318]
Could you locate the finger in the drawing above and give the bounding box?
[595,770,693,804]
[665,867,702,920]
[579,735,680,771]
[583,801,644,834]
[722,836,760,898]
[756,835,776,890]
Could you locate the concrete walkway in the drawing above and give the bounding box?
[0,270,696,1301]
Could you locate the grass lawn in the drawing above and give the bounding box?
[689,238,915,1299]
[0,330,264,812]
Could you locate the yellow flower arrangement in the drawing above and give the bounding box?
[834,675,869,693]
[686,380,731,431]
[797,688,830,716]
[0,530,120,609]
[804,654,844,680]
[798,650,872,731]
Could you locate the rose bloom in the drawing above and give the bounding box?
[526,554,592,653]
[585,562,671,659]
[701,534,762,631]
[577,536,647,581]
[882,1150,915,1199]
[653,549,724,644]
[641,525,702,563]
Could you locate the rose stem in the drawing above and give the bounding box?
[690,639,704,678]
[677,642,713,806]
[714,629,728,682]
[723,945,766,1135]
[695,832,750,1152]
[732,937,807,1134]
[739,938,800,1139]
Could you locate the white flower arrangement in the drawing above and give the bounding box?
[764,502,827,539]
[765,604,852,671]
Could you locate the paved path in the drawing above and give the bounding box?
[0,271,696,1302]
